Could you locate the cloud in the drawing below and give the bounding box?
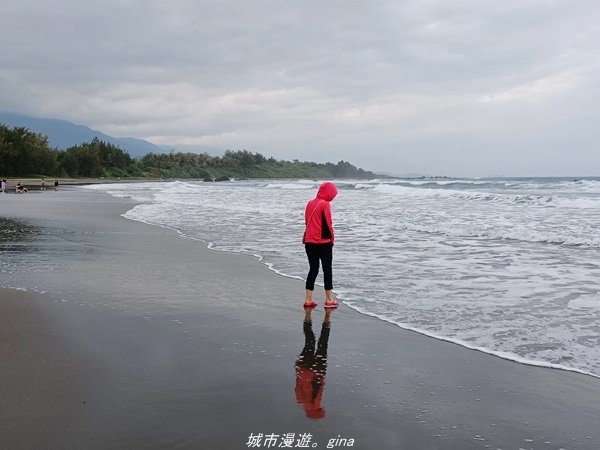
[479,71,579,104]
[1,0,599,175]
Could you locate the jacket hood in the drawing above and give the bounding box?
[316,181,338,202]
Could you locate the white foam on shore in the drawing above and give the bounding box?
[0,285,51,296]
[265,183,313,189]
[374,183,600,209]
[112,201,308,285]
[1,285,29,291]
[338,301,600,380]
[568,298,600,309]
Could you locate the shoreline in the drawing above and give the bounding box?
[134,214,600,382]
[348,304,600,382]
[2,188,600,449]
[2,177,166,190]
[93,181,600,381]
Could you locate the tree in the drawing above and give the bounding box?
[61,138,133,177]
[0,124,58,175]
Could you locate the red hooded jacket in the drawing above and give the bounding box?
[304,182,337,245]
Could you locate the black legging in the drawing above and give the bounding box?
[305,243,333,291]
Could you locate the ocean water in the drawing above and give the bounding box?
[84,177,600,377]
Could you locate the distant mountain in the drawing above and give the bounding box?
[0,112,166,158]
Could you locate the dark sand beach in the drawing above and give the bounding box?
[1,189,600,449]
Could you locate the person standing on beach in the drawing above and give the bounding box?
[1,179,6,193]
[54,179,59,191]
[303,181,338,309]
[41,179,46,190]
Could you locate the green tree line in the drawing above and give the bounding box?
[0,124,378,179]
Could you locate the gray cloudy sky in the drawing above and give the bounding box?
[1,0,599,176]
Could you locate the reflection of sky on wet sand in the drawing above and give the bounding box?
[0,217,47,291]
[0,217,41,252]
[0,218,92,292]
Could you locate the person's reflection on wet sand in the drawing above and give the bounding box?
[294,308,333,420]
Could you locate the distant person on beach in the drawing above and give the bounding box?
[302,181,338,309]
[41,179,46,190]
[1,179,6,193]
[16,182,28,193]
[54,179,59,191]
[294,307,332,420]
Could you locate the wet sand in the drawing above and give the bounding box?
[2,177,158,193]
[1,188,600,449]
